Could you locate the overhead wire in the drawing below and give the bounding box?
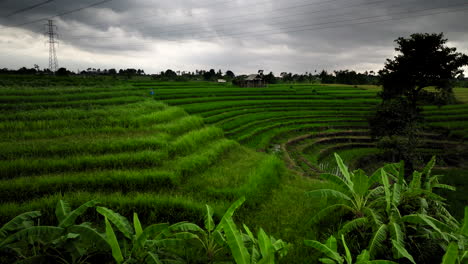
[64,0,418,40]
[0,0,114,29]
[82,2,468,49]
[3,0,55,18]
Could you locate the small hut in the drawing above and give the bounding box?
[237,70,265,87]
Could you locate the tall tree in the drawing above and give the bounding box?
[379,33,468,108]
[370,33,468,169]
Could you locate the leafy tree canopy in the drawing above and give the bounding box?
[379,33,468,105]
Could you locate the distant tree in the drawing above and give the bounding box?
[164,69,177,78]
[379,33,468,107]
[203,69,216,81]
[108,68,117,75]
[370,33,468,170]
[56,67,69,76]
[319,70,335,84]
[225,70,235,79]
[264,72,277,84]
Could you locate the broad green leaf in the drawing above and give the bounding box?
[0,211,41,237]
[363,207,383,226]
[169,222,203,233]
[325,235,337,252]
[309,204,355,226]
[320,173,352,193]
[307,189,352,201]
[257,253,274,264]
[149,238,184,248]
[205,204,215,232]
[433,184,456,191]
[389,222,404,259]
[391,239,415,264]
[334,153,353,189]
[214,196,246,232]
[318,258,338,264]
[134,213,143,238]
[304,239,342,262]
[338,217,367,237]
[422,156,436,180]
[461,207,468,236]
[258,228,273,259]
[97,206,134,239]
[441,242,459,264]
[222,217,250,264]
[352,169,369,197]
[397,160,405,182]
[135,223,170,250]
[368,224,388,258]
[0,226,64,248]
[105,217,124,264]
[55,200,71,223]
[59,200,98,228]
[401,214,449,240]
[341,235,352,264]
[409,171,422,190]
[146,252,163,264]
[369,168,383,185]
[243,224,256,243]
[356,249,370,262]
[175,232,199,240]
[380,169,391,213]
[68,224,109,251]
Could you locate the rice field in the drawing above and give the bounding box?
[147,82,468,173]
[0,81,285,225]
[1,78,467,262]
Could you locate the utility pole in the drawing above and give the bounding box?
[45,20,59,73]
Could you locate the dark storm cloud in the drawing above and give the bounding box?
[0,0,467,73]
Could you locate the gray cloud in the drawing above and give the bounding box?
[0,0,467,74]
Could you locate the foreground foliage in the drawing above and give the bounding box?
[307,154,467,263]
[0,197,289,264]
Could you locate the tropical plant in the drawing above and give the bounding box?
[307,153,384,232]
[0,197,289,263]
[0,200,104,264]
[305,234,396,264]
[308,154,463,263]
[441,207,468,264]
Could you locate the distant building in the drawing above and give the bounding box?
[237,70,265,87]
[217,79,227,83]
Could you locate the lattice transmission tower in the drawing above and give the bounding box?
[45,19,59,73]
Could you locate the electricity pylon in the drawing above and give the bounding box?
[45,20,59,73]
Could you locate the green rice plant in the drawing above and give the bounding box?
[170,126,224,156]
[0,191,219,225]
[203,156,284,206]
[153,115,205,136]
[0,96,144,111]
[0,170,178,202]
[175,139,238,177]
[130,107,187,127]
[0,150,169,178]
[0,135,170,159]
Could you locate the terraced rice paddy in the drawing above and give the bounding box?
[2,80,467,261]
[0,83,285,224]
[146,82,468,176]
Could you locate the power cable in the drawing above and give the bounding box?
[0,0,114,29]
[4,0,55,18]
[84,3,468,49]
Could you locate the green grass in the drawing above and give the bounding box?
[1,78,467,263]
[0,80,285,229]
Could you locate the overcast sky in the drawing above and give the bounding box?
[0,0,467,74]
